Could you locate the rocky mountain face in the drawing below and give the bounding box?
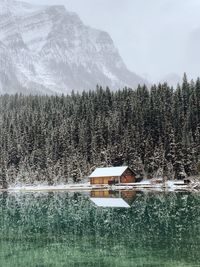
[0,0,147,94]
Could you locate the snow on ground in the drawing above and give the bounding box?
[5,180,190,192]
[8,183,92,192]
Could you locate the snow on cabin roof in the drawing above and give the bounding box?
[90,198,130,208]
[89,166,128,178]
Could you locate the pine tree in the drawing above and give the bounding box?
[0,77,199,185]
[0,162,8,189]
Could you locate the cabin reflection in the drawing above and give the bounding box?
[90,190,137,208]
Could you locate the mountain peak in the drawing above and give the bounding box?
[0,0,147,94]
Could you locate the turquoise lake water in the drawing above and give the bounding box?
[0,190,199,267]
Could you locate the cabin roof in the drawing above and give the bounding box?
[89,166,128,178]
[90,197,130,208]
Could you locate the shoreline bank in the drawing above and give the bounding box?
[1,180,200,193]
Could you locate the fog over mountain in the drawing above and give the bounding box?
[25,0,200,84]
[0,0,147,94]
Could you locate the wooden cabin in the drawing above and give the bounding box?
[89,166,136,185]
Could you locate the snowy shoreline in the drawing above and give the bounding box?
[1,180,199,193]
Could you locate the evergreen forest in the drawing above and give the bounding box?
[0,75,200,187]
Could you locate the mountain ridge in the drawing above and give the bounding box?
[0,0,147,94]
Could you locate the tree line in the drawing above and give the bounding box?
[0,74,200,187]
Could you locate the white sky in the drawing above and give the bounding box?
[25,0,200,82]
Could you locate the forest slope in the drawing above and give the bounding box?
[0,76,200,186]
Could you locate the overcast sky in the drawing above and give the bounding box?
[26,0,200,83]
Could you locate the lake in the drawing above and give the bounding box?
[0,190,199,267]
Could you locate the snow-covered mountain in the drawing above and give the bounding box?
[0,0,147,94]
